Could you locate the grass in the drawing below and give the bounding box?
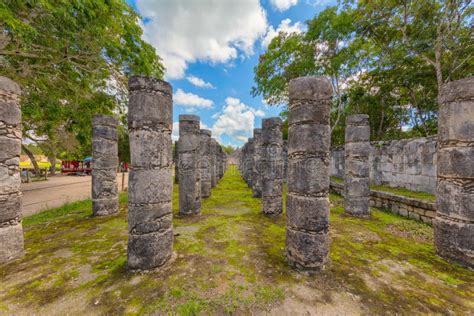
[330,176,436,202]
[0,166,472,315]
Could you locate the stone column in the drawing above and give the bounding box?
[127,76,173,271]
[210,138,218,188]
[247,138,255,188]
[199,129,212,198]
[286,76,332,272]
[262,117,283,216]
[174,142,179,184]
[434,76,474,269]
[0,76,24,264]
[252,128,263,197]
[178,115,201,215]
[92,115,119,216]
[344,114,370,217]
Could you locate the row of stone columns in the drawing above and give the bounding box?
[0,73,471,273]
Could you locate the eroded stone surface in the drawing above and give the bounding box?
[92,115,119,216]
[252,128,263,197]
[434,76,474,269]
[178,115,201,215]
[262,117,283,216]
[286,76,332,272]
[199,129,212,198]
[127,75,173,271]
[344,114,370,217]
[0,76,24,264]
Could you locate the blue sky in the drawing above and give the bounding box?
[127,0,336,146]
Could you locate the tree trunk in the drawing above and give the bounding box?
[49,156,56,176]
[22,144,40,176]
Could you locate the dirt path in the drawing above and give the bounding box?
[21,173,129,217]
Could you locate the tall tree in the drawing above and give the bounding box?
[1,0,164,163]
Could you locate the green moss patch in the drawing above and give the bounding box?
[0,169,472,315]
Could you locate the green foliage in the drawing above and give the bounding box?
[0,0,164,158]
[253,2,473,144]
[221,144,235,155]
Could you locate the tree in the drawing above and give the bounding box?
[252,2,473,144]
[1,0,164,166]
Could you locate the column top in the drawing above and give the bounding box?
[0,76,21,95]
[93,114,118,126]
[253,128,262,136]
[262,117,282,129]
[128,75,172,95]
[346,114,369,126]
[179,114,200,122]
[200,129,212,136]
[289,76,332,101]
[440,76,474,104]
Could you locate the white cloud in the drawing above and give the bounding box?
[136,0,268,79]
[262,18,304,48]
[186,75,215,89]
[173,89,214,109]
[211,97,265,144]
[270,0,298,11]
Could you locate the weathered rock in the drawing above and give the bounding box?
[252,128,263,197]
[178,115,201,215]
[92,115,119,216]
[262,117,283,216]
[286,76,332,272]
[344,114,370,217]
[127,76,173,271]
[210,138,218,188]
[199,129,212,198]
[0,76,24,264]
[434,76,474,269]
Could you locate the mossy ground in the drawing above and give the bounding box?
[1,166,472,315]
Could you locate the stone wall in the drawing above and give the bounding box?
[331,136,437,193]
[330,181,436,224]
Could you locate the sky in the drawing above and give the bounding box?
[127,0,336,147]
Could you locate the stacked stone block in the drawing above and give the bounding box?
[127,76,173,270]
[434,76,474,269]
[261,117,283,216]
[286,76,332,272]
[0,76,24,264]
[252,128,263,197]
[178,115,201,216]
[199,129,212,198]
[92,115,119,216]
[344,114,370,217]
[210,138,218,188]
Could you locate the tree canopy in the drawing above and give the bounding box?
[253,0,473,144]
[1,0,164,165]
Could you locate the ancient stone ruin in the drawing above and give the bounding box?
[252,128,263,197]
[210,138,218,188]
[286,76,332,272]
[178,115,201,216]
[0,76,24,264]
[199,129,212,198]
[92,115,119,216]
[344,114,370,217]
[127,76,173,271]
[434,76,474,269]
[261,117,283,216]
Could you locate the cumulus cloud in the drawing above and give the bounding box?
[262,18,304,48]
[186,75,215,89]
[173,89,214,109]
[270,0,298,11]
[136,0,268,79]
[211,97,265,144]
